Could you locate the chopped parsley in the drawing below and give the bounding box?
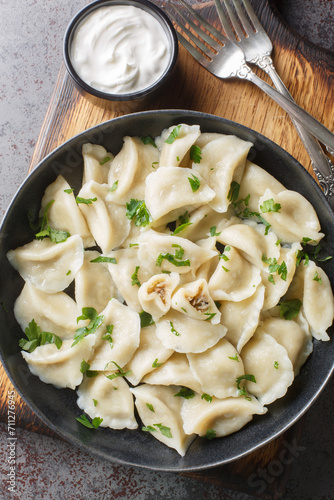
[140,135,157,147]
[80,359,98,378]
[99,155,112,165]
[262,254,287,282]
[64,188,74,194]
[227,181,240,204]
[76,414,103,429]
[152,358,163,368]
[156,244,190,268]
[279,298,302,320]
[274,361,279,370]
[35,199,70,243]
[313,271,322,284]
[236,374,256,399]
[204,429,216,440]
[165,125,181,144]
[169,321,180,336]
[201,393,213,403]
[188,173,201,192]
[174,387,195,399]
[178,211,190,225]
[131,266,141,287]
[209,226,221,237]
[153,423,172,438]
[126,199,151,227]
[146,403,155,412]
[90,255,117,264]
[103,361,131,381]
[19,319,62,353]
[140,311,155,328]
[172,222,193,235]
[76,196,97,205]
[102,324,114,348]
[190,144,202,163]
[228,353,239,362]
[108,180,118,192]
[260,198,281,213]
[71,307,104,347]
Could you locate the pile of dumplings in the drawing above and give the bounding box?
[7,123,334,456]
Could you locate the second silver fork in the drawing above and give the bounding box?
[215,0,334,197]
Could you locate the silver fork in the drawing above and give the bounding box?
[165,1,334,157]
[214,0,334,198]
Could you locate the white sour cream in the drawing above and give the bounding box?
[70,5,171,95]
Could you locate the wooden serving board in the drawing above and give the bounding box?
[1,1,333,498]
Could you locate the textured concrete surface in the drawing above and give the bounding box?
[0,0,333,499]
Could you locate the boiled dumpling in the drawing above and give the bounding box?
[258,188,324,244]
[171,278,221,324]
[77,372,138,429]
[21,336,96,389]
[159,124,201,168]
[124,325,174,386]
[155,311,227,353]
[82,143,113,184]
[143,352,202,393]
[145,166,215,225]
[14,282,79,339]
[181,393,267,437]
[77,181,130,253]
[131,384,197,456]
[241,329,294,405]
[187,338,245,398]
[39,175,95,247]
[7,234,84,294]
[88,298,140,371]
[209,246,262,301]
[138,272,179,322]
[192,135,253,212]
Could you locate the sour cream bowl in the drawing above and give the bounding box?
[63,0,178,109]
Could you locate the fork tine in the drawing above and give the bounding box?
[167,3,219,59]
[229,0,256,36]
[178,0,228,46]
[236,0,265,33]
[215,0,243,40]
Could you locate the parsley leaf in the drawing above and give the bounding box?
[76,414,103,429]
[204,429,216,440]
[140,136,157,147]
[172,222,193,235]
[227,181,240,204]
[236,374,256,399]
[108,180,118,192]
[152,358,163,368]
[76,196,97,205]
[71,307,104,347]
[90,256,117,264]
[153,423,172,438]
[126,199,151,227]
[146,403,155,412]
[279,298,302,320]
[19,319,62,353]
[209,226,221,237]
[190,144,202,163]
[103,361,132,380]
[131,266,141,287]
[313,271,322,284]
[140,311,155,328]
[188,173,201,192]
[174,387,195,399]
[169,321,180,336]
[165,125,181,144]
[260,198,281,213]
[201,393,213,403]
[99,156,112,165]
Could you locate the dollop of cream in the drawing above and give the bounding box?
[70,5,171,94]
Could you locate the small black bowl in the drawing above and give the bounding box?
[63,0,178,110]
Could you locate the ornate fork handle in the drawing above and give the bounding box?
[246,54,334,209]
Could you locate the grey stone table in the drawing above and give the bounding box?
[0,1,333,499]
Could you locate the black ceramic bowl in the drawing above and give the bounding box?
[1,110,333,471]
[63,0,178,107]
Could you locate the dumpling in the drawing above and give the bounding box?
[260,316,313,375]
[39,175,95,247]
[181,393,267,437]
[75,250,121,314]
[21,336,96,389]
[138,272,180,322]
[296,260,334,341]
[77,181,131,253]
[143,352,202,393]
[7,234,84,294]
[155,311,227,353]
[107,247,152,312]
[145,167,215,225]
[209,246,262,301]
[217,223,280,270]
[192,135,253,212]
[82,143,113,184]
[171,278,221,324]
[159,124,201,167]
[131,384,197,456]
[218,284,265,352]
[187,338,245,398]
[258,188,324,244]
[241,329,294,405]
[261,242,301,311]
[88,298,140,371]
[238,161,285,212]
[107,136,159,203]
[77,372,137,429]
[124,325,174,386]
[14,282,79,339]
[137,229,218,275]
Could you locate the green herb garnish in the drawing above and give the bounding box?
[76,414,103,429]
[126,199,151,227]
[188,173,201,192]
[165,125,181,144]
[71,307,104,347]
[190,144,202,163]
[279,298,302,320]
[19,319,62,353]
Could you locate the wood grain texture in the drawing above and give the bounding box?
[1,0,333,497]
